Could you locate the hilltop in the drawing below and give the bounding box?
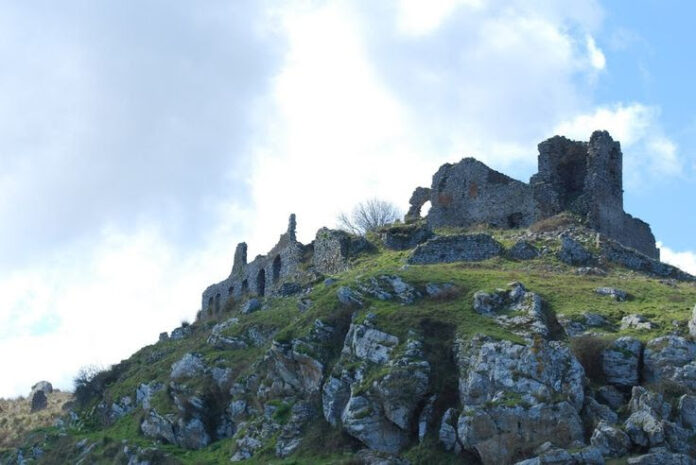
[2,132,696,465]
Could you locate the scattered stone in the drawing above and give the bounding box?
[558,236,594,266]
[242,298,261,314]
[337,286,364,307]
[424,282,457,299]
[358,275,420,304]
[596,287,628,301]
[472,290,505,315]
[621,314,657,330]
[408,234,504,264]
[575,267,608,276]
[297,298,313,312]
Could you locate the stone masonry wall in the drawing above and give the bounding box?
[407,130,659,259]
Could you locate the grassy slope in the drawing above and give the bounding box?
[0,392,72,448]
[4,227,696,464]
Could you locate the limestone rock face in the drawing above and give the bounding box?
[30,381,53,396]
[342,324,399,365]
[642,336,696,391]
[590,420,631,457]
[689,304,696,338]
[170,353,206,380]
[357,275,420,305]
[473,282,558,340]
[141,411,177,445]
[408,234,503,264]
[602,337,642,389]
[557,236,594,266]
[620,314,656,330]
[455,335,585,464]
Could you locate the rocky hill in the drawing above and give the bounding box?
[2,214,696,465]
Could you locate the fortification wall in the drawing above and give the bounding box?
[407,130,659,259]
[422,158,536,229]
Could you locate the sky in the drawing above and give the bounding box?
[0,0,695,398]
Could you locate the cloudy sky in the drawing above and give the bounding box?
[1,0,695,397]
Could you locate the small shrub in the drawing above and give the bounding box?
[570,334,612,383]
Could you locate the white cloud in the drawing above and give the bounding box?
[657,242,696,276]
[586,35,606,70]
[0,202,249,398]
[553,103,682,186]
[241,0,608,253]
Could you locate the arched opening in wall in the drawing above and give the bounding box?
[421,200,432,217]
[272,255,281,284]
[228,286,234,298]
[215,293,221,313]
[208,296,214,310]
[242,279,248,294]
[256,269,266,297]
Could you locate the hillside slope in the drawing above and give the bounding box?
[3,218,696,465]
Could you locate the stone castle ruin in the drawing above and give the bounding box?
[202,130,661,312]
[406,130,659,258]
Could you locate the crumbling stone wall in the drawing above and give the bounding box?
[407,131,659,259]
[424,158,535,229]
[201,214,305,312]
[201,216,372,313]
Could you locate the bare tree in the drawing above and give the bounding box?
[337,198,402,235]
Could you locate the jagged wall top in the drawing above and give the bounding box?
[406,130,659,259]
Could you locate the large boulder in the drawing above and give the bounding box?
[170,353,206,380]
[30,381,53,396]
[30,390,48,413]
[408,234,503,264]
[557,236,593,266]
[455,335,585,464]
[590,420,631,457]
[507,240,540,260]
[602,337,642,389]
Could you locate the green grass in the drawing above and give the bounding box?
[7,224,696,464]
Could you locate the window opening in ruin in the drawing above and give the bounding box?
[215,293,221,313]
[208,296,214,309]
[228,286,234,297]
[421,200,432,217]
[557,156,587,206]
[272,255,281,283]
[257,269,266,297]
[242,279,248,294]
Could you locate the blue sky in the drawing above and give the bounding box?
[0,0,694,398]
